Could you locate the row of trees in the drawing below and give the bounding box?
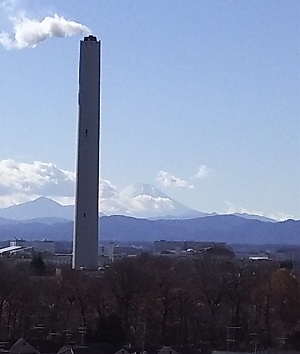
[0,254,300,352]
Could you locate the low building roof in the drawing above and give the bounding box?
[10,338,40,354]
[158,346,178,354]
[114,349,130,354]
[57,345,101,354]
[0,246,23,254]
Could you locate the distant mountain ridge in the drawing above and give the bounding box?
[0,214,298,245]
[0,187,297,244]
[103,183,209,218]
[99,215,300,244]
[0,197,74,221]
[230,212,277,223]
[0,184,280,222]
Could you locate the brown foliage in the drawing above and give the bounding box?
[0,257,299,351]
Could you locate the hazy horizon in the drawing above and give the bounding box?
[0,0,299,221]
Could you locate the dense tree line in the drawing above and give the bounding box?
[0,255,300,352]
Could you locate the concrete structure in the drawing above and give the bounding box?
[10,239,55,254]
[72,35,101,270]
[0,245,24,255]
[154,240,227,254]
[49,254,72,266]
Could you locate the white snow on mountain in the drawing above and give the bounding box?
[0,160,282,221]
[101,183,199,218]
[0,158,201,219]
[0,181,205,220]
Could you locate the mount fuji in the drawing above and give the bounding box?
[0,184,207,221]
[101,183,209,219]
[0,184,278,223]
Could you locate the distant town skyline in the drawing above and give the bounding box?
[0,0,299,220]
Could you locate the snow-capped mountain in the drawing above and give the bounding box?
[102,183,208,218]
[0,184,279,222]
[0,184,206,220]
[121,184,170,199]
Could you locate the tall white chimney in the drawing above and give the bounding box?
[72,35,100,270]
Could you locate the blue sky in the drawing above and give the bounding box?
[0,0,299,220]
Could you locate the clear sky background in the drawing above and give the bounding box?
[0,0,299,220]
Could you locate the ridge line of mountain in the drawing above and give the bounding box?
[0,194,280,223]
[0,213,299,244]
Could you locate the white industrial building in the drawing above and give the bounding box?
[10,239,55,254]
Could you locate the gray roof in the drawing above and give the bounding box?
[10,338,40,354]
[57,345,100,354]
[157,346,178,354]
[114,350,130,354]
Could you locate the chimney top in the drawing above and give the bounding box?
[84,35,97,42]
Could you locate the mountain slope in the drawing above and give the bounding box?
[0,185,280,222]
[118,183,209,218]
[0,215,298,244]
[100,216,300,244]
[0,184,207,220]
[231,212,277,223]
[0,217,18,225]
[0,197,74,220]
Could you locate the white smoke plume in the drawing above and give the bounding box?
[0,13,90,49]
